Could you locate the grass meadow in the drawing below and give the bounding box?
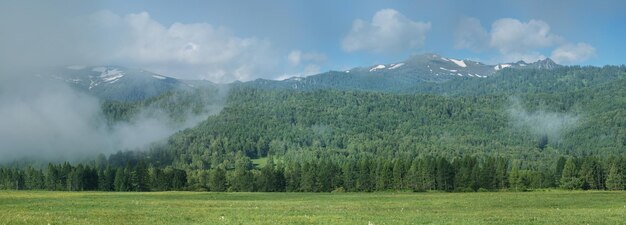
[1,190,625,224]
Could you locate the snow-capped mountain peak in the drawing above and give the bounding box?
[369,64,386,72]
[40,66,215,101]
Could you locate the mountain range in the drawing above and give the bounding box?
[245,53,562,92]
[41,65,217,101]
[41,53,563,101]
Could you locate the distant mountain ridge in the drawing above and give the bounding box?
[243,53,563,92]
[42,66,216,101]
[39,54,563,100]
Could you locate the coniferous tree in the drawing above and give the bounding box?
[285,162,301,192]
[554,157,567,184]
[299,161,316,192]
[509,160,521,191]
[605,163,625,190]
[579,157,604,190]
[495,158,508,189]
[436,157,454,191]
[114,168,128,191]
[230,154,253,191]
[342,160,357,191]
[560,158,582,190]
[209,166,227,192]
[132,161,150,191]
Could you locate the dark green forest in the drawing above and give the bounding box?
[2,66,626,192]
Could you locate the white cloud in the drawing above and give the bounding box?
[88,11,279,83]
[455,17,595,64]
[273,64,322,81]
[287,50,326,65]
[490,18,563,54]
[302,64,321,76]
[342,9,431,53]
[500,52,547,64]
[551,43,596,64]
[284,50,326,79]
[454,17,489,51]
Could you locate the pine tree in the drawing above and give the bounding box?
[114,168,128,191]
[560,158,582,190]
[419,157,436,191]
[435,157,454,191]
[579,158,604,190]
[342,160,357,191]
[299,161,316,192]
[274,162,286,192]
[554,157,566,184]
[509,160,521,191]
[133,161,150,191]
[605,163,624,190]
[392,159,404,190]
[209,166,227,192]
[285,162,301,192]
[356,157,372,192]
[480,157,497,190]
[231,153,253,191]
[257,157,276,192]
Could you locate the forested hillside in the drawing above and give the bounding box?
[2,65,626,192]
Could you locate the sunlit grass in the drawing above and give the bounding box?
[1,190,625,224]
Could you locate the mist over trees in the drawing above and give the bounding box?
[1,65,626,193]
[0,77,225,163]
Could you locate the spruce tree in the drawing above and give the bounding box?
[606,163,624,190]
[209,166,227,192]
[560,158,582,190]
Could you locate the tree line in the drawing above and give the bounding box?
[0,161,187,192]
[2,154,625,192]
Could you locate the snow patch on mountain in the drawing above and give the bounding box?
[494,64,511,71]
[369,64,386,72]
[287,77,303,81]
[388,63,404,70]
[100,68,124,83]
[440,67,458,73]
[449,59,467,68]
[152,75,166,80]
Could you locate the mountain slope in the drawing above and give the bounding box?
[35,54,565,100]
[242,54,563,92]
[43,66,216,101]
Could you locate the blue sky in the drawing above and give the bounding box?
[2,0,625,82]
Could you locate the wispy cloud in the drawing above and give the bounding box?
[551,42,596,64]
[88,11,280,82]
[342,9,431,53]
[287,50,326,66]
[455,17,595,64]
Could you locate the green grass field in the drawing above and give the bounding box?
[1,190,625,225]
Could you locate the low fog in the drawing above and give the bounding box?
[0,75,224,163]
[507,98,580,144]
[0,2,225,163]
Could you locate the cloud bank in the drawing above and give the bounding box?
[0,1,299,83]
[86,11,281,83]
[342,9,431,53]
[0,75,224,163]
[455,17,596,64]
[550,42,596,64]
[0,3,227,163]
[507,98,580,144]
